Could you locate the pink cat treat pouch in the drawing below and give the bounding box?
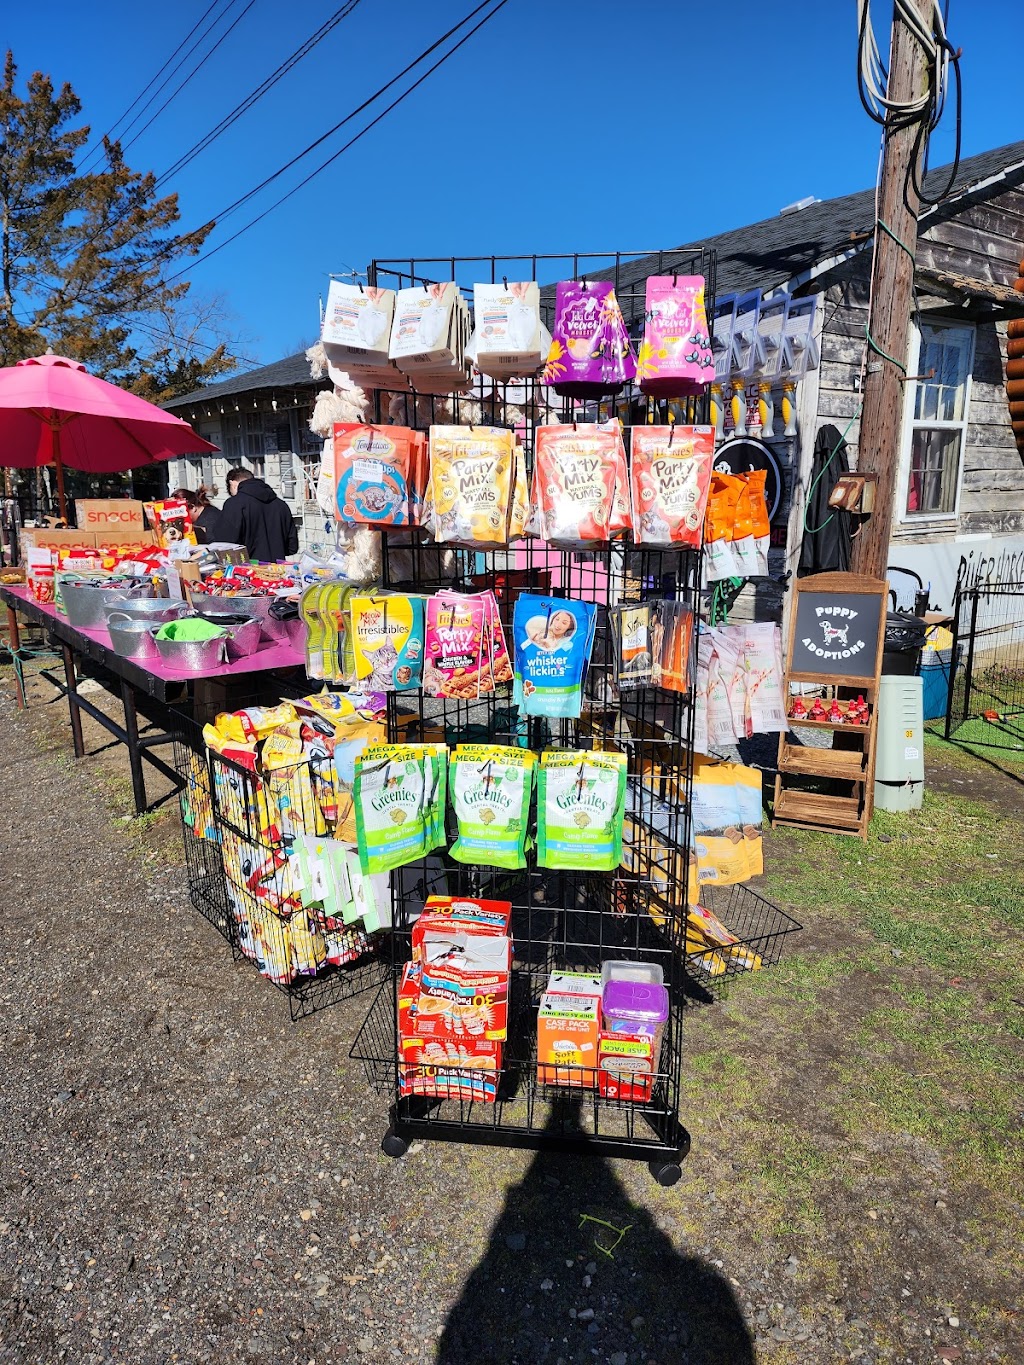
[636,275,715,398]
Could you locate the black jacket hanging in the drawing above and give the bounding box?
[798,423,852,576]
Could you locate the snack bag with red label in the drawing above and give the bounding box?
[143,499,197,549]
[630,426,714,548]
[532,424,622,547]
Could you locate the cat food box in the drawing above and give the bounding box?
[536,970,602,1087]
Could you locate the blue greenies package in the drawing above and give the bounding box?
[353,743,448,875]
[449,744,536,870]
[537,750,627,872]
[512,595,597,718]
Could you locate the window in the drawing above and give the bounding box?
[903,320,974,517]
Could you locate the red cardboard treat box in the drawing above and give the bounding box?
[411,896,512,960]
[597,1032,660,1103]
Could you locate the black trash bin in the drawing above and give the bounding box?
[881,612,927,676]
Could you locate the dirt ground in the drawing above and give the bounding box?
[1,661,1022,1365]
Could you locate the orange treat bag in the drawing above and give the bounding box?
[703,473,744,581]
[533,424,621,546]
[334,424,417,528]
[630,426,714,547]
[746,469,771,574]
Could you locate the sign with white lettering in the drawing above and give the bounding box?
[791,591,882,678]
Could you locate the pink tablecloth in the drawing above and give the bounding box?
[5,585,306,681]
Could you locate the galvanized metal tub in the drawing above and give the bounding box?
[150,626,229,673]
[105,612,163,661]
[62,581,153,630]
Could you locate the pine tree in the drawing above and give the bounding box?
[0,50,235,395]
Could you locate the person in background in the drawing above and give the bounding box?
[171,486,224,545]
[219,467,299,562]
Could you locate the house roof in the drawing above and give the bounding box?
[164,350,320,411]
[165,139,1024,410]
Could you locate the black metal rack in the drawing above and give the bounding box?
[341,249,798,1185]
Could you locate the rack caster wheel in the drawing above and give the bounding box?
[648,1160,682,1188]
[381,1128,408,1159]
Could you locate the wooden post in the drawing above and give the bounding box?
[850,0,933,579]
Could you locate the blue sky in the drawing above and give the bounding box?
[6,0,1019,370]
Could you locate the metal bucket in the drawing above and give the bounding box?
[188,591,276,639]
[150,626,229,673]
[103,597,192,627]
[106,612,163,661]
[196,612,262,659]
[264,599,302,642]
[62,581,153,630]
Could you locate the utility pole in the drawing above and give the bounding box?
[851,0,933,578]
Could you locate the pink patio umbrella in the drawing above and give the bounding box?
[0,352,217,519]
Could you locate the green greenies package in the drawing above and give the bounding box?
[353,743,448,875]
[512,594,598,719]
[449,743,536,869]
[537,750,627,872]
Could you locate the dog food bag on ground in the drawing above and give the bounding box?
[532,424,625,546]
[537,750,627,872]
[512,595,598,718]
[543,281,636,398]
[630,426,715,547]
[635,275,715,397]
[428,426,515,546]
[333,424,420,528]
[349,593,424,692]
[449,744,536,870]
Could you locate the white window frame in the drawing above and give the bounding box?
[897,317,975,524]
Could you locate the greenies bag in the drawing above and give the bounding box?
[353,743,449,875]
[449,744,535,869]
[537,750,627,872]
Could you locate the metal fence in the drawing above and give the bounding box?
[946,579,1024,750]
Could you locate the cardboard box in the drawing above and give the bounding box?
[19,528,98,559]
[537,971,602,1087]
[397,1048,502,1102]
[93,529,157,551]
[411,896,512,958]
[399,961,508,1045]
[597,1032,659,1103]
[76,499,146,533]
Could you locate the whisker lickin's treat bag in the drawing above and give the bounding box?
[630,425,715,548]
[543,281,636,398]
[428,426,514,547]
[635,275,715,397]
[449,744,535,870]
[349,593,424,692]
[512,594,597,719]
[532,424,626,547]
[537,750,627,872]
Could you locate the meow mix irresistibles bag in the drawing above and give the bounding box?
[543,281,636,397]
[512,594,597,719]
[333,424,421,528]
[635,275,714,397]
[449,744,535,869]
[532,424,626,546]
[630,425,714,547]
[349,593,424,692]
[537,750,627,872]
[428,426,515,547]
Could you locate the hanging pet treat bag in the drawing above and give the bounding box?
[630,426,714,547]
[321,281,396,382]
[740,622,790,734]
[349,593,424,692]
[610,603,653,691]
[390,282,458,371]
[636,275,715,397]
[354,743,447,875]
[543,281,636,397]
[731,762,765,878]
[537,751,627,872]
[428,426,514,547]
[658,602,694,693]
[482,592,514,690]
[691,758,750,885]
[423,592,485,699]
[333,424,417,527]
[533,424,621,546]
[472,282,544,379]
[602,419,633,535]
[449,744,535,869]
[746,470,772,574]
[512,594,597,719]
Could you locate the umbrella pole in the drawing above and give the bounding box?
[52,424,68,522]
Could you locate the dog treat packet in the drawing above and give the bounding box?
[532,424,623,546]
[144,498,197,549]
[747,469,771,573]
[610,603,653,691]
[349,593,424,692]
[428,426,514,546]
[543,280,636,397]
[636,275,715,397]
[512,594,598,719]
[333,424,418,528]
[657,601,693,694]
[449,744,535,869]
[630,425,714,547]
[703,472,745,580]
[471,282,544,379]
[691,758,750,885]
[537,750,627,872]
[390,282,459,371]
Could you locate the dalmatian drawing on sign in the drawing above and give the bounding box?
[820,622,849,647]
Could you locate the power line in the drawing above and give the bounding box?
[156,0,363,188]
[119,0,258,157]
[78,0,236,174]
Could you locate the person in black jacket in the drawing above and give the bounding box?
[219,468,299,562]
[171,486,223,545]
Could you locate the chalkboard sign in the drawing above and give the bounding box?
[791,590,883,678]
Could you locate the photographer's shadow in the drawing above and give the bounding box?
[435,1103,753,1365]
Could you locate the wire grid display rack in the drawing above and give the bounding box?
[345,249,797,1180]
[170,689,388,1021]
[946,578,1024,750]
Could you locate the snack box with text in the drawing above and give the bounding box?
[398,961,507,1045]
[411,895,512,961]
[597,1032,659,1103]
[417,932,511,1039]
[398,1037,502,1103]
[536,970,602,1087]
